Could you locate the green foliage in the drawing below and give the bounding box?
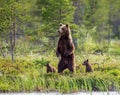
[0,0,30,35]
[33,58,50,66]
[37,0,75,25]
[108,69,120,76]
[109,40,120,55]
[74,25,97,52]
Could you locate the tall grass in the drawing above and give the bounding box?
[0,50,120,93]
[0,72,119,93]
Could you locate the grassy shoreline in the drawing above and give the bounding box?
[0,73,120,93]
[0,54,120,93]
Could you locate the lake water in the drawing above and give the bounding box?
[0,92,119,95]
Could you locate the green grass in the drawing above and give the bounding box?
[0,53,120,93]
[0,72,119,93]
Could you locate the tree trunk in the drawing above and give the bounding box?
[13,19,16,48]
[108,4,112,48]
[73,0,79,25]
[10,30,14,62]
[91,0,95,24]
[73,0,84,25]
[108,25,111,48]
[10,19,16,62]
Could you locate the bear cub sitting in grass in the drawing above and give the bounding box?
[46,63,57,73]
[82,59,93,72]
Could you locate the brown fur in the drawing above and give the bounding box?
[56,24,75,73]
[82,59,93,72]
[46,63,57,73]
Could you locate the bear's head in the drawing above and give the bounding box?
[82,59,89,66]
[58,23,70,36]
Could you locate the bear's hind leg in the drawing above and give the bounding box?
[58,63,67,73]
[67,59,75,73]
[68,67,74,73]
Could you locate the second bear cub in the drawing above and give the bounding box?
[46,63,57,73]
[82,59,93,72]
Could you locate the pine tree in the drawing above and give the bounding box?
[36,0,75,48]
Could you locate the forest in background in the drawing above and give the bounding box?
[0,0,120,61]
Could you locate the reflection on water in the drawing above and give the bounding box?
[0,92,119,95]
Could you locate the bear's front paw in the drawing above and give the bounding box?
[56,52,60,57]
[64,52,69,57]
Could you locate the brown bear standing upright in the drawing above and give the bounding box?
[56,23,75,73]
[82,59,93,72]
[46,63,57,73]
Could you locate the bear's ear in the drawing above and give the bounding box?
[86,59,89,62]
[60,23,63,26]
[66,24,69,28]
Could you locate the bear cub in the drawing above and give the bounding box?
[46,63,57,73]
[82,59,93,72]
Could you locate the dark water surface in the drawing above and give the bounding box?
[0,92,119,95]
